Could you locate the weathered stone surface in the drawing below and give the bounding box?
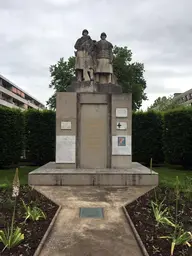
[67,81,122,93]
[35,186,153,256]
[28,162,158,186]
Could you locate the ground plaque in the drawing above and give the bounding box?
[79,207,104,218]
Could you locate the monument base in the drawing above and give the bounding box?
[67,81,122,93]
[28,162,158,186]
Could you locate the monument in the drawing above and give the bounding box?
[28,29,158,186]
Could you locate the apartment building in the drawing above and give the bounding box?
[0,74,45,110]
[173,88,192,106]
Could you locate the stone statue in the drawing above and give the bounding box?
[95,32,113,84]
[74,29,94,82]
[68,30,122,93]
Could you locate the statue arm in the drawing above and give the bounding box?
[74,39,80,50]
[109,42,113,63]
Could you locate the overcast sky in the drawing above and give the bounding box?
[0,0,192,109]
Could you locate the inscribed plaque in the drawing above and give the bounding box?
[116,122,127,130]
[61,121,71,130]
[116,108,128,117]
[112,135,131,155]
[56,135,76,163]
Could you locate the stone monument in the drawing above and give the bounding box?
[67,29,122,93]
[28,29,158,186]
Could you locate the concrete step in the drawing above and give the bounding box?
[28,162,158,186]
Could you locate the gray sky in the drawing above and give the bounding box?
[0,0,192,109]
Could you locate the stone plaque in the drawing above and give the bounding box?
[116,108,128,117]
[112,135,131,155]
[61,121,71,130]
[116,122,127,130]
[56,135,76,163]
[79,207,104,218]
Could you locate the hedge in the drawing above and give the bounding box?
[132,111,164,164]
[25,109,55,165]
[0,107,24,167]
[163,108,192,168]
[1,106,192,168]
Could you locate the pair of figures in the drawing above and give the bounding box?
[74,29,113,84]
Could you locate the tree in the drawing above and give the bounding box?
[47,46,147,110]
[113,46,147,110]
[148,95,180,111]
[46,57,75,109]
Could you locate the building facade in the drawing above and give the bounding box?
[0,74,45,110]
[173,88,192,106]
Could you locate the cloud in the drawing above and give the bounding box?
[0,0,192,109]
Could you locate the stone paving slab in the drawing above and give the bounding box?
[35,186,153,256]
[29,162,157,174]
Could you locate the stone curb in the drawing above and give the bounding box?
[122,205,149,256]
[33,205,62,256]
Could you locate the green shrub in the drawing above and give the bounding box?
[25,109,55,165]
[132,111,164,164]
[0,107,24,167]
[163,108,192,168]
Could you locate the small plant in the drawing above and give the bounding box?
[183,176,192,202]
[0,168,24,251]
[22,200,46,222]
[160,229,192,256]
[0,227,24,252]
[151,200,175,227]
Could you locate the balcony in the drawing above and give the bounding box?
[0,98,25,110]
[0,85,41,110]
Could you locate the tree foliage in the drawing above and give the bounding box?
[113,46,147,110]
[148,95,180,112]
[46,46,147,110]
[46,57,75,109]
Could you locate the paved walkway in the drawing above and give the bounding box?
[35,186,152,256]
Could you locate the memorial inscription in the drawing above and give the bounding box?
[112,135,131,155]
[116,122,127,130]
[56,135,76,163]
[116,108,128,117]
[61,121,72,130]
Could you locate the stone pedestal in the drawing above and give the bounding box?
[28,89,158,187]
[56,92,132,169]
[67,81,122,93]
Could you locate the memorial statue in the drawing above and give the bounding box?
[68,30,122,93]
[74,29,94,82]
[95,32,113,84]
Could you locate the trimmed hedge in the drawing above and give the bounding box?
[1,106,192,168]
[0,107,24,167]
[163,108,192,168]
[132,111,164,164]
[25,109,55,165]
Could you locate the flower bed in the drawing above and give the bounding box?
[126,185,192,256]
[0,186,58,255]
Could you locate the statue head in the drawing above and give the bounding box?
[100,32,107,40]
[82,29,89,36]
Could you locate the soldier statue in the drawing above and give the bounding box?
[95,32,113,84]
[74,29,94,82]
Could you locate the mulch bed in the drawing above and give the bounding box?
[126,186,192,256]
[0,186,58,256]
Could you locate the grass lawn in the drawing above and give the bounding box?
[0,166,37,187]
[153,166,192,187]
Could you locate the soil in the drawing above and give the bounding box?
[0,186,58,256]
[126,186,192,256]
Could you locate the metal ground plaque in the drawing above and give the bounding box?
[79,207,104,218]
